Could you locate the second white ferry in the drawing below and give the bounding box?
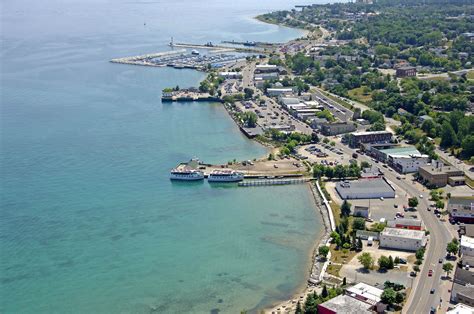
[207,169,244,182]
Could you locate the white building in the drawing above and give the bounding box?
[461,236,474,257]
[446,303,474,314]
[379,228,427,251]
[255,64,278,73]
[448,193,474,223]
[345,282,383,305]
[267,88,295,96]
[218,71,242,79]
[377,146,429,173]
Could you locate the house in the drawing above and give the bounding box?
[348,131,392,148]
[318,283,385,314]
[387,218,424,231]
[379,228,427,251]
[254,64,278,73]
[267,88,295,96]
[451,263,474,306]
[318,294,373,314]
[320,122,357,136]
[374,146,429,173]
[396,66,417,78]
[418,162,464,188]
[218,72,242,79]
[460,236,474,257]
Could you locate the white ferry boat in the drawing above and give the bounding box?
[169,167,204,181]
[207,169,244,182]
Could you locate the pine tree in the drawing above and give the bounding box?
[388,255,394,269]
[322,285,328,298]
[295,301,302,314]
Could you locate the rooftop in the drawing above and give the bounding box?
[345,283,383,304]
[446,303,474,314]
[381,227,426,240]
[336,178,395,199]
[351,130,392,137]
[461,236,474,250]
[419,164,462,175]
[388,218,423,227]
[318,295,372,313]
[379,146,425,158]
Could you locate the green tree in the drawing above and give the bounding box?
[357,238,363,251]
[358,252,374,270]
[388,256,394,269]
[378,255,391,270]
[443,262,453,277]
[318,246,330,259]
[340,200,351,217]
[408,197,419,208]
[447,241,459,256]
[395,292,405,304]
[295,301,302,314]
[461,135,474,158]
[416,247,425,260]
[440,121,458,148]
[242,112,258,127]
[381,288,396,305]
[435,200,445,210]
[243,88,254,100]
[321,285,328,298]
[352,217,366,231]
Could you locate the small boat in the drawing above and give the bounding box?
[207,169,244,182]
[191,49,200,55]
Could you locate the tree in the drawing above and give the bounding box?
[242,112,257,128]
[318,246,330,259]
[378,255,391,270]
[435,200,445,210]
[447,240,459,256]
[330,231,341,246]
[443,262,454,277]
[395,292,405,304]
[321,285,328,298]
[357,238,363,251]
[461,135,474,158]
[295,301,302,314]
[415,247,425,260]
[352,217,366,231]
[388,256,394,269]
[244,88,254,100]
[341,200,351,217]
[358,252,374,270]
[381,288,396,305]
[408,197,419,208]
[440,121,458,148]
[342,277,347,286]
[413,265,420,272]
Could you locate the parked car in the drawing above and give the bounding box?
[428,269,433,276]
[410,271,417,277]
[430,288,435,294]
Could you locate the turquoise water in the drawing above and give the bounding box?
[1,0,327,312]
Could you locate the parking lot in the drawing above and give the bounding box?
[325,179,413,222]
[339,240,416,287]
[297,144,352,166]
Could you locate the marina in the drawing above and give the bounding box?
[111,49,248,70]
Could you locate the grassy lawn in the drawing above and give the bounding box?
[330,244,357,264]
[326,264,343,277]
[329,200,341,225]
[348,87,372,104]
[467,70,474,80]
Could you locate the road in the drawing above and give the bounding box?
[312,89,353,122]
[330,139,451,314]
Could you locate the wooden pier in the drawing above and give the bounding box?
[238,178,309,187]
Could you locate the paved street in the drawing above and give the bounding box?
[330,139,452,314]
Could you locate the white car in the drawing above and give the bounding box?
[420,195,423,199]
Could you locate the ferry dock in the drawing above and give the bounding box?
[238,178,309,187]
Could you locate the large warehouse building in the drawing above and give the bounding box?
[335,178,396,200]
[379,228,427,251]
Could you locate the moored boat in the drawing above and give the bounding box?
[207,169,244,182]
[169,167,204,181]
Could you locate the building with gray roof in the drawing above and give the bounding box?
[336,178,395,200]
